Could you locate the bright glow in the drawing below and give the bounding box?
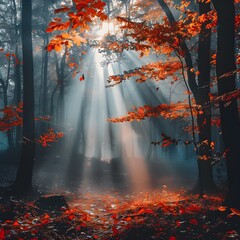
[35,45,188,193]
[96,21,116,40]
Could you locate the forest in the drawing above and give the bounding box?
[0,0,239,239]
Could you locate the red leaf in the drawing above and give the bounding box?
[189,218,198,225]
[112,226,118,235]
[44,214,50,219]
[13,220,19,227]
[176,220,181,227]
[68,214,75,221]
[75,225,81,231]
[0,228,4,239]
[145,209,155,214]
[79,74,85,81]
[137,208,146,214]
[179,208,186,214]
[111,213,117,219]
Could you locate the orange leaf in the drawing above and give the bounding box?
[218,206,227,212]
[44,214,50,219]
[54,44,62,52]
[13,221,19,227]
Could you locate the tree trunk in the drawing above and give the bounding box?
[212,0,240,208]
[42,0,49,115]
[13,0,35,195]
[42,34,49,115]
[12,0,22,150]
[54,51,66,123]
[196,1,215,192]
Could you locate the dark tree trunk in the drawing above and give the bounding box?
[13,0,35,195]
[13,0,22,150]
[6,58,14,148]
[59,50,66,123]
[0,60,14,150]
[42,0,49,115]
[196,1,215,192]
[42,34,49,115]
[12,0,21,106]
[212,0,240,208]
[54,51,66,123]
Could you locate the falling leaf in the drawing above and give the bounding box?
[79,74,85,81]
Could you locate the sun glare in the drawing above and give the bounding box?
[96,21,116,40]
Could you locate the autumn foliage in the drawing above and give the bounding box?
[46,0,107,52]
[0,102,23,132]
[0,103,63,147]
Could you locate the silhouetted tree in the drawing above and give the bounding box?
[212,0,240,208]
[13,0,35,195]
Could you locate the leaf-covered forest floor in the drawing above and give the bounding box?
[1,187,240,240]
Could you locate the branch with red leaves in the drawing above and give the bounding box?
[0,103,64,147]
[107,102,201,123]
[46,0,107,52]
[107,61,181,87]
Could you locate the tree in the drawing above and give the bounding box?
[195,0,214,194]
[12,0,35,195]
[211,0,240,208]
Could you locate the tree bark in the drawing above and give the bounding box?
[12,0,22,150]
[196,1,215,192]
[42,0,49,115]
[211,0,240,208]
[42,34,49,115]
[13,0,35,195]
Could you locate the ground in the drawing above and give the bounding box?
[0,188,240,240]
